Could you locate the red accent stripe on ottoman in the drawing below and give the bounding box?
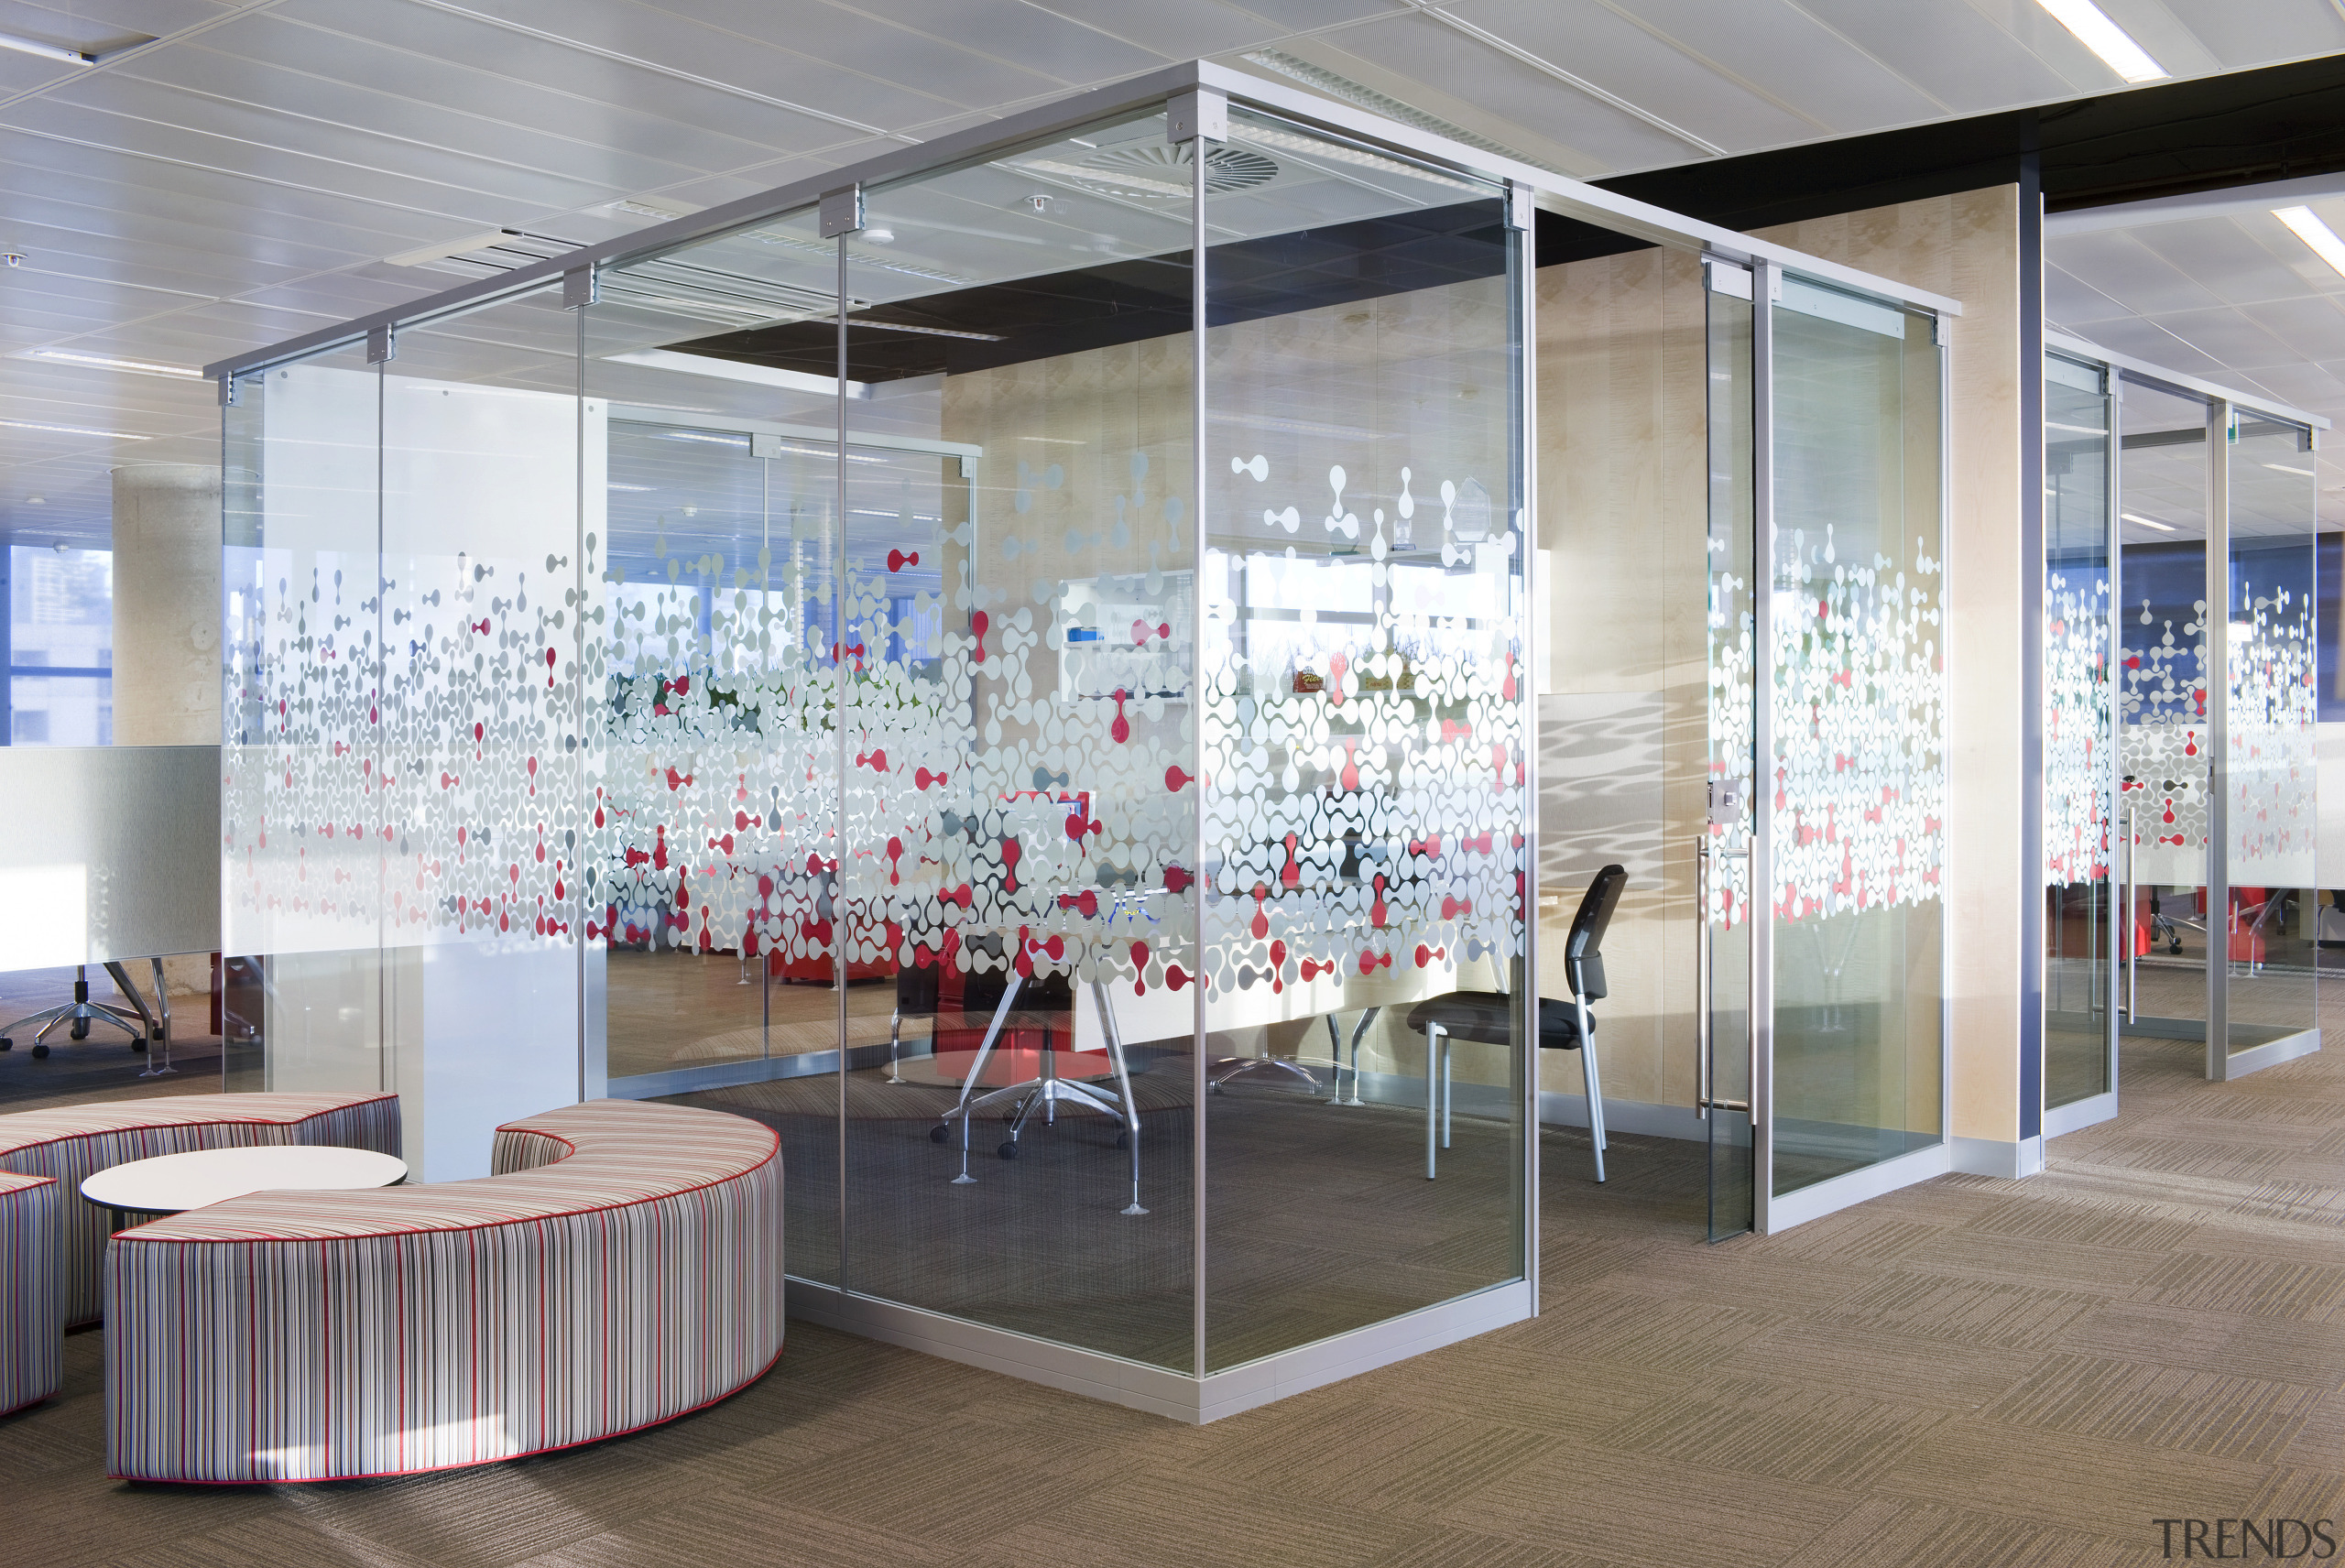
[105,1099,782,1483]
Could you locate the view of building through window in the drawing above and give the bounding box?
[5,543,113,746]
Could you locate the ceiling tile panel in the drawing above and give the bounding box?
[637,147,879,213]
[1560,0,1947,132]
[0,55,86,95]
[2067,313,2236,379]
[0,128,470,253]
[2236,357,2345,410]
[1012,0,1271,58]
[2044,230,2225,316]
[93,53,713,199]
[4,92,622,219]
[44,70,689,204]
[2130,216,2325,306]
[278,0,957,138]
[0,181,377,276]
[549,0,1066,109]
[1219,0,1402,26]
[1441,0,1823,150]
[2146,0,2345,71]
[0,265,213,314]
[2044,262,2126,326]
[0,226,300,299]
[2132,304,2296,368]
[169,24,796,175]
[0,0,234,44]
[1792,0,2077,113]
[1324,13,1701,173]
[823,0,1168,82]
[2234,295,2345,365]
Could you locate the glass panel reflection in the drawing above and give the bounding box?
[585,202,846,1282]
[837,109,1196,1366]
[2045,354,2115,1109]
[2116,379,2212,1043]
[1201,108,1523,1369]
[2225,413,2318,1057]
[1706,273,1756,1239]
[1769,278,1945,1195]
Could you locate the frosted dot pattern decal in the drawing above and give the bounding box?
[2120,593,2210,872]
[2045,569,2111,886]
[1772,524,1945,918]
[223,361,594,962]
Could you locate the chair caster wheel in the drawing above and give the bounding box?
[69,1021,89,1041]
[998,1141,1019,1160]
[1115,1130,1129,1150]
[0,1037,11,1051]
[132,1040,147,1053]
[929,1124,950,1144]
[30,1043,49,1060]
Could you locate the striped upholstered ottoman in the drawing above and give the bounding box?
[0,1091,402,1331]
[0,1170,60,1416]
[105,1098,783,1482]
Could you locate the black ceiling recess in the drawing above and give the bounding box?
[1598,49,2345,231]
[670,199,1517,382]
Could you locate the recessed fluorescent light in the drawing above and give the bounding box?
[0,29,95,65]
[0,416,149,439]
[2034,0,2167,82]
[851,317,1004,343]
[606,348,869,399]
[2121,511,2176,532]
[384,230,510,269]
[2046,421,2109,435]
[2264,462,2318,477]
[607,483,654,492]
[32,348,200,378]
[2274,206,2345,279]
[654,429,750,447]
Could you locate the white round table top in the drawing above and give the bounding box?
[81,1145,408,1216]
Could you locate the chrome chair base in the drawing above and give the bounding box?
[935,974,1147,1215]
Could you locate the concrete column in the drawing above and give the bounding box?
[110,463,222,1003]
[110,463,221,747]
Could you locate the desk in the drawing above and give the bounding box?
[81,1145,407,1230]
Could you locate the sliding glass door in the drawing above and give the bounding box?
[2045,353,2117,1126]
[1764,273,1947,1212]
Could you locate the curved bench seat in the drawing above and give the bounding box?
[105,1098,784,1483]
[0,1091,401,1329]
[0,1171,59,1417]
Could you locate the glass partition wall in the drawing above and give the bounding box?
[212,66,1958,1420]
[2043,341,2322,1122]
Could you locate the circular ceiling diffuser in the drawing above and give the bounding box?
[1067,142,1279,200]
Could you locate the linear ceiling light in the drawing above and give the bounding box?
[606,349,868,399]
[0,416,148,440]
[2274,206,2345,278]
[33,348,199,378]
[2035,0,2167,82]
[0,30,96,65]
[2120,511,2176,532]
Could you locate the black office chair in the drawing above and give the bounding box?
[1405,863,1625,1183]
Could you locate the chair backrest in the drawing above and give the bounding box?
[1565,864,1627,1002]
